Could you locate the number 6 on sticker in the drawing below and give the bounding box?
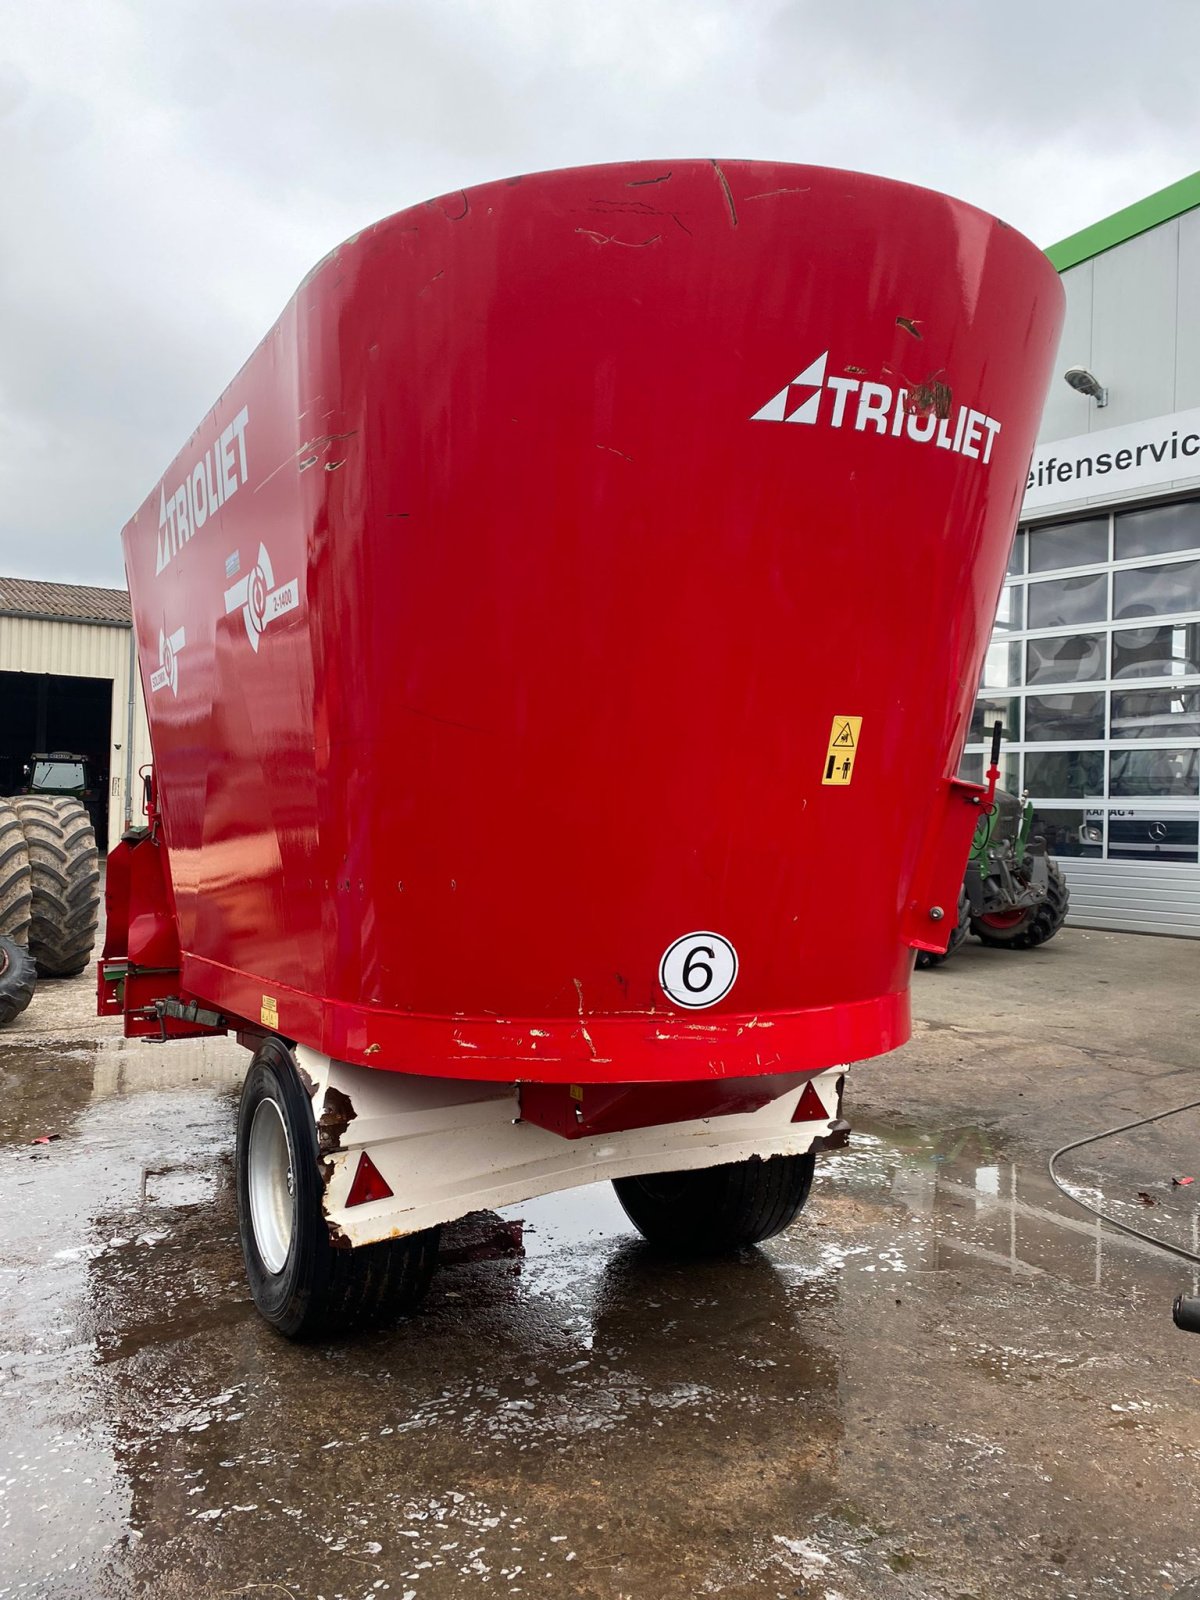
[659,931,738,1009]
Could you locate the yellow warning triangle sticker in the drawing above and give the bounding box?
[831,722,856,748]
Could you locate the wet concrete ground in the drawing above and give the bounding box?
[3,929,1200,1599]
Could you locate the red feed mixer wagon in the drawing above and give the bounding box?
[101,160,1063,1337]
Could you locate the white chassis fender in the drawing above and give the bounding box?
[294,1045,845,1248]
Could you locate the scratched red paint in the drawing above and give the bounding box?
[118,160,1063,1082]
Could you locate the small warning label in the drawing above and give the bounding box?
[822,716,862,786]
[261,994,279,1029]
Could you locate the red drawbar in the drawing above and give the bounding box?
[792,1081,829,1122]
[345,1151,394,1208]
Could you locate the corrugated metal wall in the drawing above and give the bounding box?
[0,616,152,852]
[1062,858,1200,937]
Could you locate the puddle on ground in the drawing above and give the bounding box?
[2,1034,1200,1599]
[831,1115,1200,1298]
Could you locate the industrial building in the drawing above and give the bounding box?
[960,172,1200,937]
[0,577,152,852]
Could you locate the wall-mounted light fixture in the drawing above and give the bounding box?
[1063,366,1108,407]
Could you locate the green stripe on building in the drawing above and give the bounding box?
[1046,169,1200,272]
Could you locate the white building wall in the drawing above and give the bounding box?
[980,207,1200,937]
[1037,211,1200,509]
[0,616,153,852]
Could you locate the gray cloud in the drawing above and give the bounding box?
[0,0,1195,585]
[763,0,1200,139]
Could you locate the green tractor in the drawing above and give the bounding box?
[918,754,1070,969]
[21,752,104,838]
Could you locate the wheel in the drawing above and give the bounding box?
[236,1037,441,1338]
[0,934,36,1027]
[11,797,100,978]
[972,860,1070,950]
[915,885,971,969]
[0,801,32,946]
[612,1152,816,1253]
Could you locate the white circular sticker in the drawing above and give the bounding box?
[659,931,738,1010]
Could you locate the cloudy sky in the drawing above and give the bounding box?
[2,0,1197,587]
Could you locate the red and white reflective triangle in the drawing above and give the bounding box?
[791,1080,829,1123]
[345,1150,394,1207]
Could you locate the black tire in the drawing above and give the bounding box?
[915,885,971,969]
[236,1038,441,1339]
[612,1152,816,1253]
[0,801,32,946]
[0,934,36,1027]
[972,859,1070,950]
[11,797,100,978]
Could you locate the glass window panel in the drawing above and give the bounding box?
[1028,806,1094,858]
[1109,748,1199,798]
[1023,750,1104,798]
[1111,622,1200,679]
[980,639,1022,688]
[994,585,1023,631]
[1025,632,1106,685]
[1027,572,1108,629]
[31,760,85,789]
[1115,501,1200,562]
[970,695,1020,742]
[1024,691,1106,742]
[1028,517,1108,573]
[1113,559,1200,620]
[1110,687,1200,740]
[1007,530,1026,577]
[1105,808,1199,864]
[1079,809,1105,856]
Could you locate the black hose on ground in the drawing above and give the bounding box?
[1048,1097,1200,1335]
[1047,1097,1200,1269]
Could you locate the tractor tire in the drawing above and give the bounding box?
[915,886,971,969]
[236,1037,441,1339]
[612,1152,816,1253]
[972,859,1070,950]
[0,935,36,1027]
[11,797,101,978]
[0,801,32,946]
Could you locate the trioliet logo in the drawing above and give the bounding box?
[751,352,1002,464]
[155,406,250,576]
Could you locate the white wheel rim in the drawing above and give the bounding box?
[248,1097,295,1275]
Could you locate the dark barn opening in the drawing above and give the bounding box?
[0,670,113,845]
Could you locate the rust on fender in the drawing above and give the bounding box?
[121,160,1064,1081]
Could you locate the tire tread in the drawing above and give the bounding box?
[613,1151,815,1253]
[0,802,32,947]
[0,935,36,1026]
[11,797,100,977]
[236,1039,440,1339]
[973,859,1070,950]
